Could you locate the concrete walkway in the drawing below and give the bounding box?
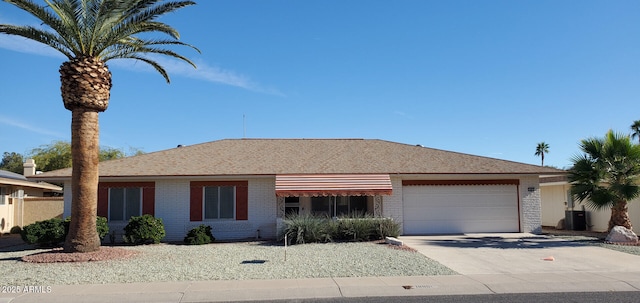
[1,233,640,302]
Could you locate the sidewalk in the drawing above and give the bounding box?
[1,271,639,303]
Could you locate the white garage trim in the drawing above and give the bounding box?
[402,181,520,235]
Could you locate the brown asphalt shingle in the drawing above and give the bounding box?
[30,139,565,180]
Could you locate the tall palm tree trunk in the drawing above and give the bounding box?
[60,57,112,253]
[608,200,633,232]
[64,110,101,252]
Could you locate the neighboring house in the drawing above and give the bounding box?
[540,176,640,232]
[30,139,564,241]
[0,159,63,233]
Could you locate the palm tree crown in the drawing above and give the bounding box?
[568,130,640,231]
[534,142,549,166]
[631,120,640,144]
[0,0,198,83]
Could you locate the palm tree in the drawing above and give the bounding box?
[1,0,198,253]
[568,130,640,232]
[535,142,549,166]
[631,120,640,144]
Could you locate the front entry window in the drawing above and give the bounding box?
[311,196,368,217]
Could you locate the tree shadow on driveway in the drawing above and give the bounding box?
[408,235,601,249]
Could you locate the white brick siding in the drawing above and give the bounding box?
[171,178,277,241]
[64,178,278,242]
[61,174,543,241]
[383,176,404,231]
[519,176,542,234]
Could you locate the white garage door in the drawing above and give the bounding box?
[402,185,519,234]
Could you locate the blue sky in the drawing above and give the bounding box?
[1,1,638,169]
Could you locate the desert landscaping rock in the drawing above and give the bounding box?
[606,226,639,244]
[1,241,456,285]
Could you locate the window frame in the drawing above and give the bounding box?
[310,196,369,217]
[202,185,237,220]
[108,187,143,222]
[0,187,5,205]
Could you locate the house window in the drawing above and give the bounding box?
[311,196,368,217]
[109,187,142,221]
[0,187,5,205]
[285,197,300,215]
[203,186,235,219]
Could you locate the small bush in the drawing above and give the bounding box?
[339,217,374,241]
[9,226,22,234]
[123,214,166,245]
[281,213,334,244]
[20,218,66,247]
[184,225,215,245]
[375,217,401,239]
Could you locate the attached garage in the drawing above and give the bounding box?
[402,180,520,234]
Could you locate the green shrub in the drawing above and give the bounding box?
[20,218,66,247]
[9,226,22,234]
[375,217,401,239]
[184,225,215,245]
[339,217,374,241]
[281,213,334,244]
[21,216,110,247]
[123,214,166,245]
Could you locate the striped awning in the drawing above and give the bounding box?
[275,174,393,197]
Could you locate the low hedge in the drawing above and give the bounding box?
[280,213,400,245]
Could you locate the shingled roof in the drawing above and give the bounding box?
[30,139,565,180]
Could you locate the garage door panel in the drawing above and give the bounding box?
[402,185,519,234]
[404,207,517,221]
[403,219,519,234]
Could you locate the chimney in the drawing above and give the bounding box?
[23,159,36,177]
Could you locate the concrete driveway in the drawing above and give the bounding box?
[400,234,640,275]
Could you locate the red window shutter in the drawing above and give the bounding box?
[142,186,155,216]
[236,183,248,220]
[190,184,203,221]
[97,185,109,218]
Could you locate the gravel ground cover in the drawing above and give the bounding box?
[542,227,640,256]
[0,241,457,285]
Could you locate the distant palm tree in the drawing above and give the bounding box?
[0,0,198,253]
[535,142,549,166]
[568,130,640,231]
[631,120,640,144]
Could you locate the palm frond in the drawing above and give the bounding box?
[2,0,198,81]
[0,24,74,58]
[569,130,640,211]
[111,54,171,82]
